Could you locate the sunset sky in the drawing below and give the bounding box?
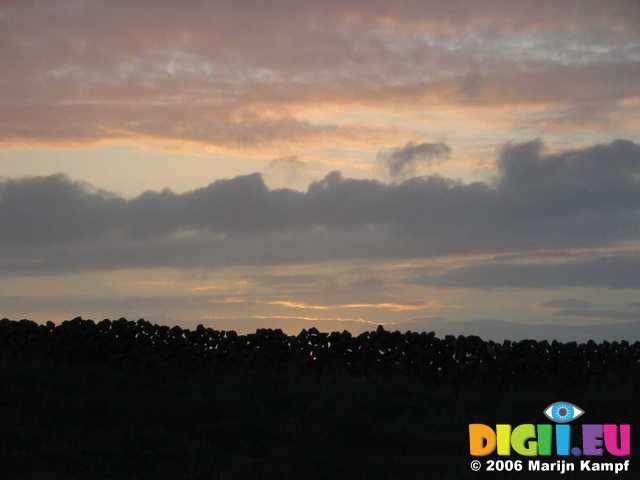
[2,0,640,340]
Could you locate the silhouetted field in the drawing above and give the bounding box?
[1,317,638,479]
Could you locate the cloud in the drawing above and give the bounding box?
[265,300,432,312]
[379,141,451,179]
[537,299,593,310]
[264,156,310,190]
[552,309,640,321]
[535,298,640,322]
[3,139,640,274]
[0,103,393,152]
[0,174,125,245]
[267,156,307,174]
[348,277,386,291]
[0,1,638,148]
[266,300,330,311]
[0,294,210,320]
[247,274,320,287]
[410,254,640,289]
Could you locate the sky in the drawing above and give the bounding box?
[1,0,640,340]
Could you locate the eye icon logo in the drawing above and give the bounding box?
[543,401,585,423]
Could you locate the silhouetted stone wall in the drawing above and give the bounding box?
[1,317,638,385]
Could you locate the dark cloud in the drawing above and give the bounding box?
[0,174,125,245]
[537,298,640,322]
[248,274,320,287]
[538,299,593,309]
[553,309,640,321]
[349,277,386,291]
[3,139,640,274]
[379,141,451,179]
[411,254,640,289]
[0,294,210,312]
